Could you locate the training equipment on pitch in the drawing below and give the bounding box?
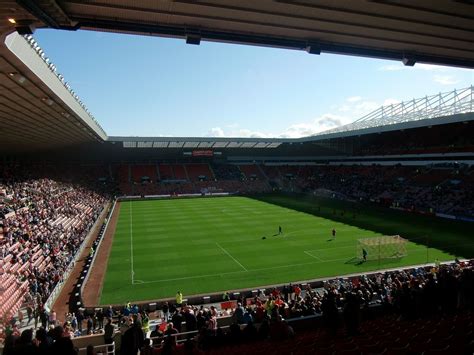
[357,235,408,261]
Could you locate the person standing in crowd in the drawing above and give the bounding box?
[121,315,144,355]
[171,310,183,333]
[86,315,93,335]
[105,305,113,319]
[104,318,115,350]
[39,308,48,329]
[71,313,78,333]
[33,307,40,329]
[26,305,33,326]
[96,308,104,329]
[76,309,84,334]
[175,291,183,307]
[162,301,170,320]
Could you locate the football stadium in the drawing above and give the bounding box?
[1,1,473,354]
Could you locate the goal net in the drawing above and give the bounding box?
[357,235,407,261]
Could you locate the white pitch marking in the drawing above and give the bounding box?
[216,242,248,272]
[130,201,135,285]
[304,250,324,262]
[133,257,351,285]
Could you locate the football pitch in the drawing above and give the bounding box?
[99,195,473,305]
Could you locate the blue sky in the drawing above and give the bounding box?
[34,29,473,138]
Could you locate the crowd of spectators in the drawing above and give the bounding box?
[264,164,474,218]
[3,259,472,354]
[1,168,107,337]
[116,162,474,218]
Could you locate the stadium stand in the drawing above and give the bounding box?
[0,164,108,344]
[1,2,473,353]
[186,164,214,182]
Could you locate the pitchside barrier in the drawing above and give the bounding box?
[357,235,408,261]
[117,192,232,202]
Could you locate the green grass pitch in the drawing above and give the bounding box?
[99,195,474,305]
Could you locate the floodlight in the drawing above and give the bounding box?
[186,34,201,45]
[402,55,416,66]
[306,42,321,55]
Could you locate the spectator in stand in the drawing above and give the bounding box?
[104,318,115,347]
[233,302,245,324]
[140,338,155,355]
[49,309,57,327]
[86,315,93,335]
[175,291,183,307]
[0,169,107,329]
[171,310,183,333]
[121,315,144,355]
[162,322,179,354]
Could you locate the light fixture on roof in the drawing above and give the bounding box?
[15,20,35,35]
[8,72,26,84]
[186,29,201,45]
[306,42,321,55]
[41,97,54,106]
[8,18,16,24]
[402,54,416,66]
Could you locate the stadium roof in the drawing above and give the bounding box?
[0,32,106,152]
[111,136,290,150]
[1,1,473,153]
[2,0,474,69]
[311,86,474,141]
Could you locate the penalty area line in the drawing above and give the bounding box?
[134,257,351,285]
[216,242,248,272]
[304,250,324,262]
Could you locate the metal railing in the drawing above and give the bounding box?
[44,204,108,310]
[79,200,117,305]
[316,86,474,136]
[78,341,115,355]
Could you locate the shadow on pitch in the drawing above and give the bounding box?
[344,256,404,266]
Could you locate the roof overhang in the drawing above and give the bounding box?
[3,0,474,69]
[0,32,107,153]
[305,112,474,142]
[109,136,296,149]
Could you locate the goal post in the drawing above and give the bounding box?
[357,235,408,261]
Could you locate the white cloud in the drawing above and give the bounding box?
[378,63,450,72]
[433,75,460,85]
[338,104,351,112]
[206,127,270,138]
[416,63,448,72]
[347,96,362,102]
[377,63,471,73]
[205,94,408,139]
[226,123,239,129]
[237,129,270,138]
[378,64,404,72]
[354,101,379,112]
[383,98,401,106]
[279,114,348,138]
[207,127,225,137]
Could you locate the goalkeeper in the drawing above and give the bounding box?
[362,248,368,261]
